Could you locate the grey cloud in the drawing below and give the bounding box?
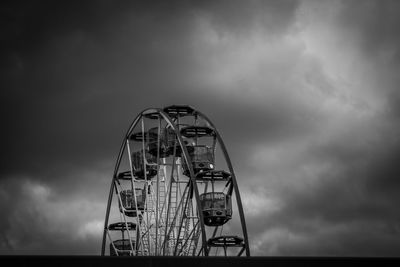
[192,0,299,37]
[243,114,400,255]
[338,0,400,63]
[0,176,104,255]
[252,220,400,256]
[0,0,302,179]
[336,0,400,117]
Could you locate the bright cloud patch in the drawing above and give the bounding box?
[0,176,104,254]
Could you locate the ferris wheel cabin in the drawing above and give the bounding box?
[108,222,137,256]
[200,192,232,226]
[180,126,216,175]
[110,239,135,256]
[146,127,173,157]
[131,150,157,179]
[118,188,146,217]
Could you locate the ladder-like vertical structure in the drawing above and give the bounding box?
[101,105,250,256]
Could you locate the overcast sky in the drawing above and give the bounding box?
[1,0,400,256]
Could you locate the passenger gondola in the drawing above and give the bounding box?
[131,150,157,179]
[118,188,146,217]
[110,239,135,256]
[146,127,171,157]
[200,192,232,226]
[108,222,136,231]
[183,145,214,175]
[163,105,195,117]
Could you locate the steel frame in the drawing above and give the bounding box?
[101,107,250,256]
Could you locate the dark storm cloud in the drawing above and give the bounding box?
[336,0,400,122]
[2,0,400,256]
[0,0,300,178]
[338,0,400,63]
[1,0,196,176]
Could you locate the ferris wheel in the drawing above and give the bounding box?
[101,105,250,256]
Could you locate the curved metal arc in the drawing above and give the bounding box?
[101,179,115,255]
[195,110,251,256]
[101,108,158,256]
